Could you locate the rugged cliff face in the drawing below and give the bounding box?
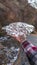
[0,0,37,28]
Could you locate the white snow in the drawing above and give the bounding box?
[28,0,37,9]
[2,22,34,38]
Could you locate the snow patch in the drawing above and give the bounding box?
[28,0,37,9]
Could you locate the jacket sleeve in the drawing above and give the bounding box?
[22,41,37,65]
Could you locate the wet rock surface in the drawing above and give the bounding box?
[0,35,30,65]
[27,34,37,46]
[0,36,20,65]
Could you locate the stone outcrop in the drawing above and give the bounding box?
[0,0,37,28]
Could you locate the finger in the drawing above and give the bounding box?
[12,35,21,42]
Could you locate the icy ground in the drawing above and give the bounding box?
[28,0,37,9]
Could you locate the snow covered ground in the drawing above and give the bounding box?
[28,0,37,9]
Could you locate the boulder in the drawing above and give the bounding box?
[0,0,37,29]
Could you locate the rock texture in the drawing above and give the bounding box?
[0,0,37,28]
[0,36,30,65]
[0,1,37,65]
